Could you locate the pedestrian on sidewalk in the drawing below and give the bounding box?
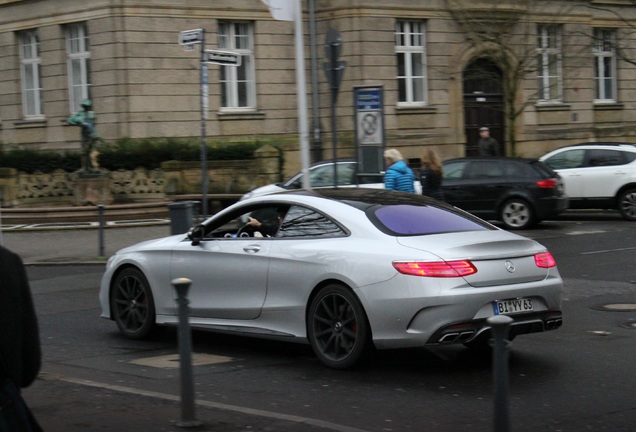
[384,149,416,193]
[478,127,501,156]
[419,148,445,201]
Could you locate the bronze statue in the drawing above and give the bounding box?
[65,99,101,173]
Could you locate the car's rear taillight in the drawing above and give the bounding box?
[393,260,477,277]
[534,252,557,268]
[536,178,558,189]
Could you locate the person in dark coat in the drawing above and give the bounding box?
[384,148,415,193]
[0,245,41,389]
[420,147,445,201]
[477,127,501,156]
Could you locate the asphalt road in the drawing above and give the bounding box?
[14,213,636,431]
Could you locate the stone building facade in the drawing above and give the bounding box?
[1,0,636,176]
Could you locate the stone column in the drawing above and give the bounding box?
[0,168,18,207]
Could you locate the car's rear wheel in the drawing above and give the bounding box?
[618,189,636,221]
[110,267,156,339]
[500,198,534,230]
[307,284,370,369]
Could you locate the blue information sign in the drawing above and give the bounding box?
[356,89,382,111]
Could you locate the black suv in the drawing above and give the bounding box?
[442,157,568,229]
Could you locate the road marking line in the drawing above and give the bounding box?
[566,230,606,236]
[39,373,370,432]
[581,246,636,255]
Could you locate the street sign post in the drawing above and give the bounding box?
[178,29,241,218]
[178,28,209,217]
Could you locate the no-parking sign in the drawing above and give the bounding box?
[354,85,384,174]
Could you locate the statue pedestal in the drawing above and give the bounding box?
[74,174,113,205]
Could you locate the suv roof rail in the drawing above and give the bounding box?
[566,142,636,148]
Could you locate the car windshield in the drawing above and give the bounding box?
[370,204,493,236]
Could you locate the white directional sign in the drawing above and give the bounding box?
[203,50,241,67]
[179,28,203,45]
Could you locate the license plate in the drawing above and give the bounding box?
[493,298,533,315]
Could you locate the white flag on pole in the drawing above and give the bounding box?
[261,0,296,22]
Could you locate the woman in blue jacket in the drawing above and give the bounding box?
[383,148,415,193]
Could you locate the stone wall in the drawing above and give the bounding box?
[0,145,280,208]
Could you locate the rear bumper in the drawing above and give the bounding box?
[535,195,569,219]
[427,310,563,345]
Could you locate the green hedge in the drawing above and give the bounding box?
[0,138,265,174]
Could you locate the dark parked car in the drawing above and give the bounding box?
[442,157,568,229]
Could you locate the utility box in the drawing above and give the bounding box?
[168,201,196,234]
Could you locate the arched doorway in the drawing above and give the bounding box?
[463,58,505,156]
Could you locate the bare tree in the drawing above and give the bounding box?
[443,0,573,155]
[585,1,636,67]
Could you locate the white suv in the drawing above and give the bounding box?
[539,143,636,220]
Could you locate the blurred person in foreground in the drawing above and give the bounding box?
[384,148,415,193]
[0,245,43,431]
[420,148,445,201]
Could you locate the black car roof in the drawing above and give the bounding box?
[279,187,450,210]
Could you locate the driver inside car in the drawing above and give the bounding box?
[245,207,284,237]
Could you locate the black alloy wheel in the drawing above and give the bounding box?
[110,267,156,339]
[307,284,370,369]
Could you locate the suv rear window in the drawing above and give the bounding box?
[370,204,492,236]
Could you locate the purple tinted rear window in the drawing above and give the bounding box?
[373,205,491,235]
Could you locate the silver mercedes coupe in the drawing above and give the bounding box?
[99,188,563,369]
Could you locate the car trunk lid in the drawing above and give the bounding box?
[397,231,550,286]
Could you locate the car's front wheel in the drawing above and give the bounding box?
[307,284,370,369]
[500,198,534,230]
[110,267,156,339]
[618,189,636,221]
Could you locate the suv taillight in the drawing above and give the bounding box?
[536,178,558,189]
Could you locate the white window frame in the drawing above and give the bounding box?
[19,29,43,118]
[65,22,91,113]
[593,28,617,103]
[218,21,256,111]
[536,24,563,103]
[395,20,428,106]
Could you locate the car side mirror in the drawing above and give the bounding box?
[188,225,205,246]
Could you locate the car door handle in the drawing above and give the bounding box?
[243,245,262,253]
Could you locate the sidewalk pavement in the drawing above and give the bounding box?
[1,223,173,265]
[23,372,338,432]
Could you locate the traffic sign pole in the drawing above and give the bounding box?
[200,30,209,219]
[179,29,241,219]
[324,29,346,188]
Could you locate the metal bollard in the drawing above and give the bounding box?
[488,315,514,432]
[97,204,105,257]
[172,277,202,428]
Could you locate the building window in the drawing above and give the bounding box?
[218,22,255,110]
[593,28,617,102]
[395,20,427,106]
[65,23,91,113]
[19,29,43,118]
[536,24,562,103]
